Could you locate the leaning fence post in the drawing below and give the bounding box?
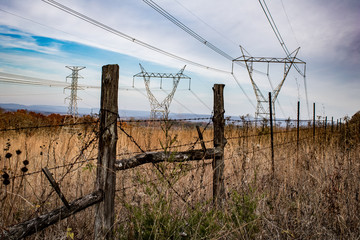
[212,84,226,207]
[94,64,119,240]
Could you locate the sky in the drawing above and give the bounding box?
[0,0,359,120]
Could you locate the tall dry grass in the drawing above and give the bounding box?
[1,118,359,239]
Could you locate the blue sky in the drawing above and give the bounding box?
[0,0,359,119]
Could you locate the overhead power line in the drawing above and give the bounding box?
[0,72,99,88]
[172,0,239,48]
[258,0,310,117]
[41,0,259,112]
[143,0,234,62]
[279,0,300,46]
[41,0,229,75]
[141,0,267,111]
[142,0,267,76]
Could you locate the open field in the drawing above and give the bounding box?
[1,111,360,239]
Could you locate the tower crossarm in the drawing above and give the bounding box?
[234,56,305,64]
[134,64,190,80]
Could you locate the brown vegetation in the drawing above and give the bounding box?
[1,109,360,239]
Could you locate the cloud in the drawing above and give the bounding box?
[0,0,359,118]
[0,33,62,55]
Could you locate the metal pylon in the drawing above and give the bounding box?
[133,64,190,119]
[64,66,85,118]
[233,46,305,120]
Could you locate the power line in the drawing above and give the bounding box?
[41,0,229,75]
[0,72,99,88]
[190,90,211,112]
[0,8,75,37]
[34,0,258,114]
[279,0,300,47]
[142,0,267,76]
[258,0,310,118]
[142,0,262,111]
[143,0,235,62]
[161,89,199,116]
[172,0,239,48]
[231,73,256,110]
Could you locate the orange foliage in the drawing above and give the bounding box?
[0,108,96,130]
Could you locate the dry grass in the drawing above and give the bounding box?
[1,120,359,239]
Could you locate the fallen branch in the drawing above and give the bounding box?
[115,148,221,171]
[1,190,103,240]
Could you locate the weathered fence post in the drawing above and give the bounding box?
[94,64,119,240]
[324,116,327,143]
[297,101,300,160]
[269,92,274,179]
[313,103,316,142]
[213,84,226,207]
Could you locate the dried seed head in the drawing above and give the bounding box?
[21,167,28,173]
[16,150,22,155]
[40,152,43,156]
[23,160,29,165]
[2,172,9,179]
[3,179,10,185]
[5,153,12,159]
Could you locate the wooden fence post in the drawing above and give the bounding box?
[297,101,300,164]
[324,116,327,143]
[269,92,274,179]
[94,64,119,240]
[313,103,316,142]
[213,84,226,207]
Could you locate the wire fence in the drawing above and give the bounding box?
[0,116,337,177]
[1,113,354,239]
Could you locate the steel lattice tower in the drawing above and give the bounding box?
[64,66,85,117]
[233,46,305,120]
[133,64,190,119]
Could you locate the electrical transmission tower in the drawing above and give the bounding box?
[133,64,190,119]
[64,66,85,117]
[233,46,305,119]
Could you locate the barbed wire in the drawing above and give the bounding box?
[226,117,337,124]
[115,161,212,192]
[118,117,211,123]
[7,158,97,181]
[117,121,195,208]
[3,122,328,182]
[0,121,98,132]
[0,115,337,133]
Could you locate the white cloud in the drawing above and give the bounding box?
[0,0,359,118]
[0,34,62,55]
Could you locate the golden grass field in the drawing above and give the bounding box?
[1,115,360,239]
